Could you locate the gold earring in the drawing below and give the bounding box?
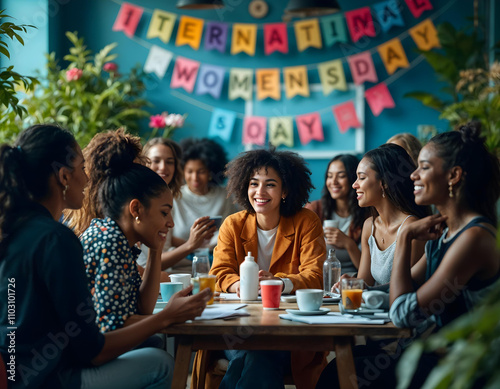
[382,188,386,198]
[63,185,68,201]
[135,216,141,224]
[448,182,454,198]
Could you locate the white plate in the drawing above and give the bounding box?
[285,308,330,316]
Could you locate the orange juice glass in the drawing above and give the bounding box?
[341,279,364,312]
[198,274,216,305]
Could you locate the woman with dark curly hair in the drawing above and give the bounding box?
[172,138,238,255]
[306,154,368,274]
[198,147,327,389]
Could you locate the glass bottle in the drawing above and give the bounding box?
[323,248,341,296]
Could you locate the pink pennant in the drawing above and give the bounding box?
[112,2,143,37]
[332,102,361,133]
[405,0,433,18]
[170,57,200,93]
[243,117,267,145]
[264,23,288,55]
[348,52,378,85]
[296,113,324,145]
[345,7,376,43]
[365,83,395,117]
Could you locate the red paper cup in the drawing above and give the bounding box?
[260,280,282,310]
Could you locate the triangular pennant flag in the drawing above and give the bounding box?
[204,22,228,53]
[345,7,376,43]
[256,69,280,100]
[409,19,440,50]
[296,113,324,145]
[284,66,309,99]
[147,10,176,43]
[175,16,204,50]
[348,52,378,85]
[378,38,409,75]
[321,14,348,47]
[332,102,361,133]
[231,24,257,56]
[365,83,395,116]
[294,19,322,51]
[208,109,236,142]
[143,45,173,79]
[264,23,289,55]
[112,3,143,37]
[373,0,405,33]
[195,64,225,99]
[170,57,200,93]
[243,116,267,145]
[269,117,294,147]
[318,60,347,95]
[405,0,433,18]
[229,68,253,101]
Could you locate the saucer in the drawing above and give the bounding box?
[285,308,330,316]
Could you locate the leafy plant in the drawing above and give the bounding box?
[1,31,152,146]
[0,9,38,118]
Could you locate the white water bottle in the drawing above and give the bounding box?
[240,251,259,301]
[323,248,341,295]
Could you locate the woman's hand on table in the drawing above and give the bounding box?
[228,281,241,297]
[258,270,280,282]
[333,273,354,292]
[161,285,211,324]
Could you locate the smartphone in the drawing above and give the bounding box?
[209,216,223,228]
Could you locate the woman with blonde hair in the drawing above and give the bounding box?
[387,132,422,166]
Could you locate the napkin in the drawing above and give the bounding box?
[218,293,262,302]
[362,290,389,310]
[279,312,386,325]
[195,303,250,320]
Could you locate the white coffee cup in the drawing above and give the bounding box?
[169,273,191,289]
[323,220,339,228]
[296,289,323,311]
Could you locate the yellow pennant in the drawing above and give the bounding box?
[377,38,409,75]
[284,66,309,99]
[175,16,204,50]
[318,60,347,95]
[147,10,176,43]
[269,117,294,147]
[294,19,322,52]
[409,19,441,51]
[256,69,280,100]
[231,24,257,56]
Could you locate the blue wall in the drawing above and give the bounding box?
[3,0,481,200]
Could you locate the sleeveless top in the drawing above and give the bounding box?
[369,215,414,285]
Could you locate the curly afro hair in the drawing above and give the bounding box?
[225,147,313,217]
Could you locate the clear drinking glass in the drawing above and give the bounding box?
[192,255,210,278]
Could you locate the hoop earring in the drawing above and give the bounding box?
[135,216,141,224]
[448,182,454,198]
[62,185,68,201]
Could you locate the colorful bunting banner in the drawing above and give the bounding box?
[296,112,324,145]
[208,108,236,141]
[256,69,280,100]
[143,45,173,78]
[378,38,409,75]
[175,16,204,50]
[373,0,405,33]
[318,59,347,95]
[409,19,440,51]
[294,19,322,52]
[284,66,309,99]
[204,22,228,53]
[269,117,294,147]
[147,10,176,43]
[195,64,225,99]
[405,0,433,18]
[264,23,289,55]
[348,51,378,85]
[231,23,257,56]
[228,68,253,101]
[170,57,200,93]
[365,82,395,116]
[332,101,361,133]
[345,7,376,43]
[243,116,267,145]
[112,2,143,37]
[321,14,348,47]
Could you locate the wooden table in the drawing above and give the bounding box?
[163,302,410,389]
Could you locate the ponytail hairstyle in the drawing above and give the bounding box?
[0,124,77,248]
[428,122,500,226]
[364,143,431,219]
[98,152,169,221]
